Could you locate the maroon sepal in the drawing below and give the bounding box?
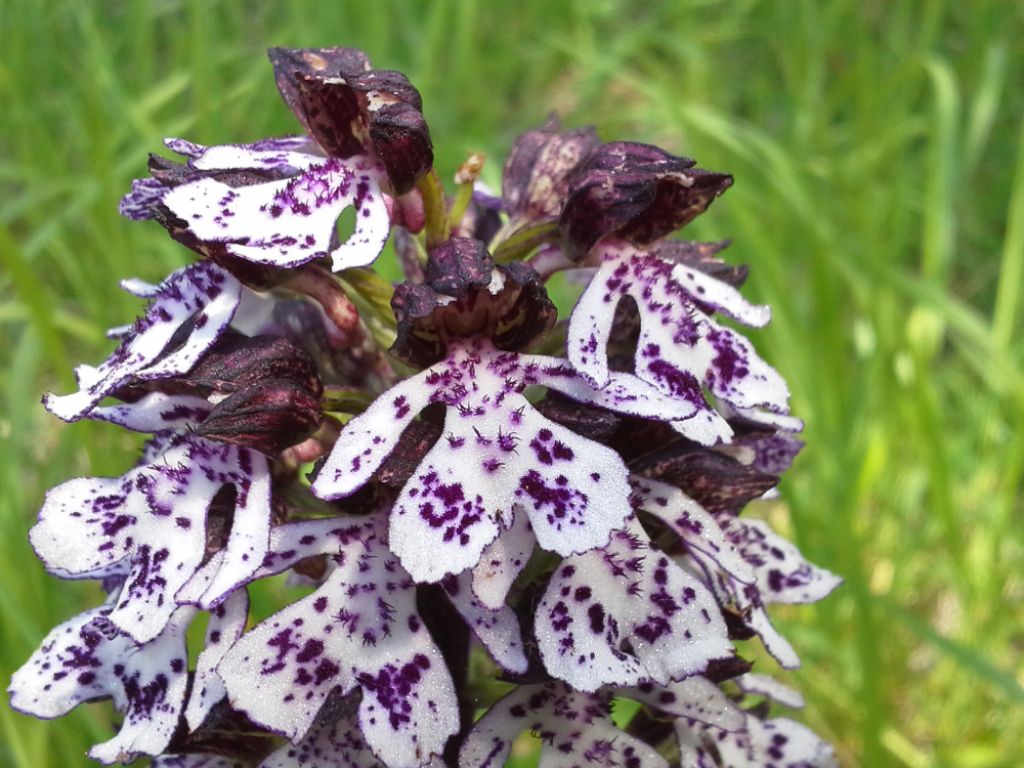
[390,238,557,367]
[631,444,779,515]
[652,239,748,288]
[559,141,733,259]
[269,47,434,194]
[502,115,600,223]
[196,378,322,454]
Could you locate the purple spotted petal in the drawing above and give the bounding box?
[686,553,800,669]
[120,177,168,220]
[30,434,270,642]
[470,511,534,610]
[317,339,657,583]
[44,262,242,422]
[526,355,713,423]
[218,515,458,766]
[460,683,668,768]
[184,588,250,731]
[735,673,806,709]
[168,135,318,173]
[626,677,744,731]
[631,476,754,585]
[568,243,790,445]
[162,156,390,272]
[153,756,246,768]
[90,392,213,432]
[681,715,838,768]
[311,367,437,499]
[724,518,842,605]
[441,572,528,674]
[536,516,732,692]
[633,479,802,667]
[8,604,192,764]
[259,710,447,768]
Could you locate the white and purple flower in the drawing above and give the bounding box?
[10,47,839,768]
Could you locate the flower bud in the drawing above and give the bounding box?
[196,378,322,454]
[560,141,733,259]
[270,47,434,194]
[183,334,323,399]
[502,116,600,223]
[632,445,778,515]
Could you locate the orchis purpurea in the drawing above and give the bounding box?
[9,46,840,768]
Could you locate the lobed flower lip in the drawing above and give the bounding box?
[460,678,744,768]
[8,599,195,765]
[312,336,702,583]
[535,515,733,691]
[30,432,271,641]
[559,141,733,260]
[566,241,786,445]
[215,514,458,767]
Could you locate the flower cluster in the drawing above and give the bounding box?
[10,48,840,768]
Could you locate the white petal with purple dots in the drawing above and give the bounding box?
[680,714,838,767]
[441,572,528,674]
[460,683,668,768]
[162,157,391,272]
[30,434,269,643]
[217,515,458,766]
[567,242,792,445]
[536,516,732,691]
[724,517,842,605]
[43,262,241,422]
[8,603,193,765]
[184,588,250,731]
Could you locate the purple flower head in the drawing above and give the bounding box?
[15,47,840,768]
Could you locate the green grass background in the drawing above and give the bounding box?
[2,1,1023,766]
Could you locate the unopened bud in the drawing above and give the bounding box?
[196,378,322,454]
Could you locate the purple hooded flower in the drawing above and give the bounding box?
[559,141,733,260]
[121,47,434,276]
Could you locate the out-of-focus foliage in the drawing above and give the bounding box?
[1,2,1022,766]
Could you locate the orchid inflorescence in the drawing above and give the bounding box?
[9,47,841,768]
